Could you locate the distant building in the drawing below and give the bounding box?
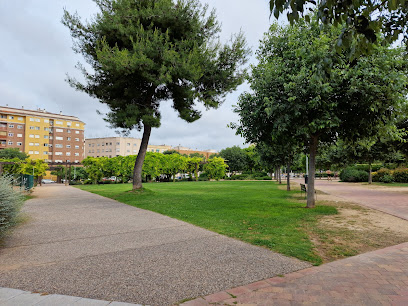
[0,106,85,163]
[172,146,218,159]
[85,137,172,158]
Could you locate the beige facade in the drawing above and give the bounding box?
[0,106,85,163]
[85,137,172,158]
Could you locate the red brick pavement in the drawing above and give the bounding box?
[181,242,408,306]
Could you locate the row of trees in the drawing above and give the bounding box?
[232,18,408,208]
[81,153,228,184]
[0,149,48,178]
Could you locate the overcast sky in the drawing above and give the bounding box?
[0,0,274,151]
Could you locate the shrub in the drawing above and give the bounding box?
[230,174,249,180]
[0,175,24,239]
[340,168,369,182]
[255,176,272,180]
[393,168,408,183]
[379,174,394,183]
[198,172,209,181]
[353,164,383,172]
[374,168,392,182]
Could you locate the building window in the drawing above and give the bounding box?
[66,145,71,148]
[18,117,23,121]
[34,151,39,155]
[30,118,35,122]
[17,142,22,146]
[67,122,72,126]
[9,116,14,119]
[127,143,130,146]
[29,134,34,138]
[44,135,49,139]
[55,144,63,148]
[8,141,13,145]
[0,114,6,118]
[116,149,120,152]
[56,121,63,125]
[35,118,40,122]
[44,143,48,147]
[66,152,71,156]
[75,153,79,156]
[29,151,34,154]
[75,145,79,149]
[56,128,63,133]
[76,123,80,127]
[92,143,94,147]
[97,150,100,153]
[75,138,79,141]
[75,131,79,134]
[34,143,39,146]
[17,134,22,137]
[102,149,105,153]
[56,136,63,140]
[127,150,130,153]
[156,149,160,153]
[67,129,71,133]
[29,143,34,146]
[88,143,91,147]
[55,152,63,156]
[35,135,40,138]
[67,137,71,141]
[44,119,49,123]
[44,151,48,155]
[8,124,14,128]
[8,133,13,137]
[17,125,23,129]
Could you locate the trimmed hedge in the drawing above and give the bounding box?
[393,168,408,183]
[340,168,369,182]
[0,175,24,239]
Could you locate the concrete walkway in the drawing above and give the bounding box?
[183,180,408,305]
[0,287,139,305]
[312,179,408,220]
[0,185,309,306]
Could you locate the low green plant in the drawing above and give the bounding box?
[379,174,394,183]
[0,175,24,239]
[340,168,368,182]
[393,168,408,183]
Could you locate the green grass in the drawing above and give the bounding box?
[77,181,337,265]
[370,182,408,187]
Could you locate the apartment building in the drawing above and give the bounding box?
[0,106,85,163]
[85,137,172,158]
[172,146,218,159]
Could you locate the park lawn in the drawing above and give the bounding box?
[77,181,337,265]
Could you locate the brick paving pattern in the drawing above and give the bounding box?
[182,242,408,306]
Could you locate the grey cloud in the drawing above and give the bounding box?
[1,0,272,152]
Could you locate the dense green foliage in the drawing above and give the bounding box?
[233,20,408,207]
[340,168,369,182]
[0,148,29,160]
[63,0,249,189]
[78,181,337,264]
[0,158,48,178]
[269,0,408,56]
[0,175,24,239]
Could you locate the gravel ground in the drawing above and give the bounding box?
[0,185,310,305]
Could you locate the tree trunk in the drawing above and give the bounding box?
[307,135,318,208]
[287,162,291,191]
[195,164,199,181]
[368,162,372,184]
[278,167,282,184]
[132,125,152,190]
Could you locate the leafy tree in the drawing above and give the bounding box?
[0,148,29,160]
[83,157,105,184]
[269,0,408,55]
[203,157,228,180]
[162,153,187,182]
[142,153,162,181]
[233,21,408,208]
[163,150,180,155]
[63,0,249,190]
[0,158,23,175]
[21,159,48,178]
[186,156,203,181]
[219,146,247,173]
[243,146,262,173]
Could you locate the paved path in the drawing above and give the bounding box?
[183,180,408,306]
[182,243,408,306]
[0,287,139,305]
[0,185,309,306]
[311,179,408,220]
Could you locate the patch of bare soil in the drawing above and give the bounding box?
[291,185,408,263]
